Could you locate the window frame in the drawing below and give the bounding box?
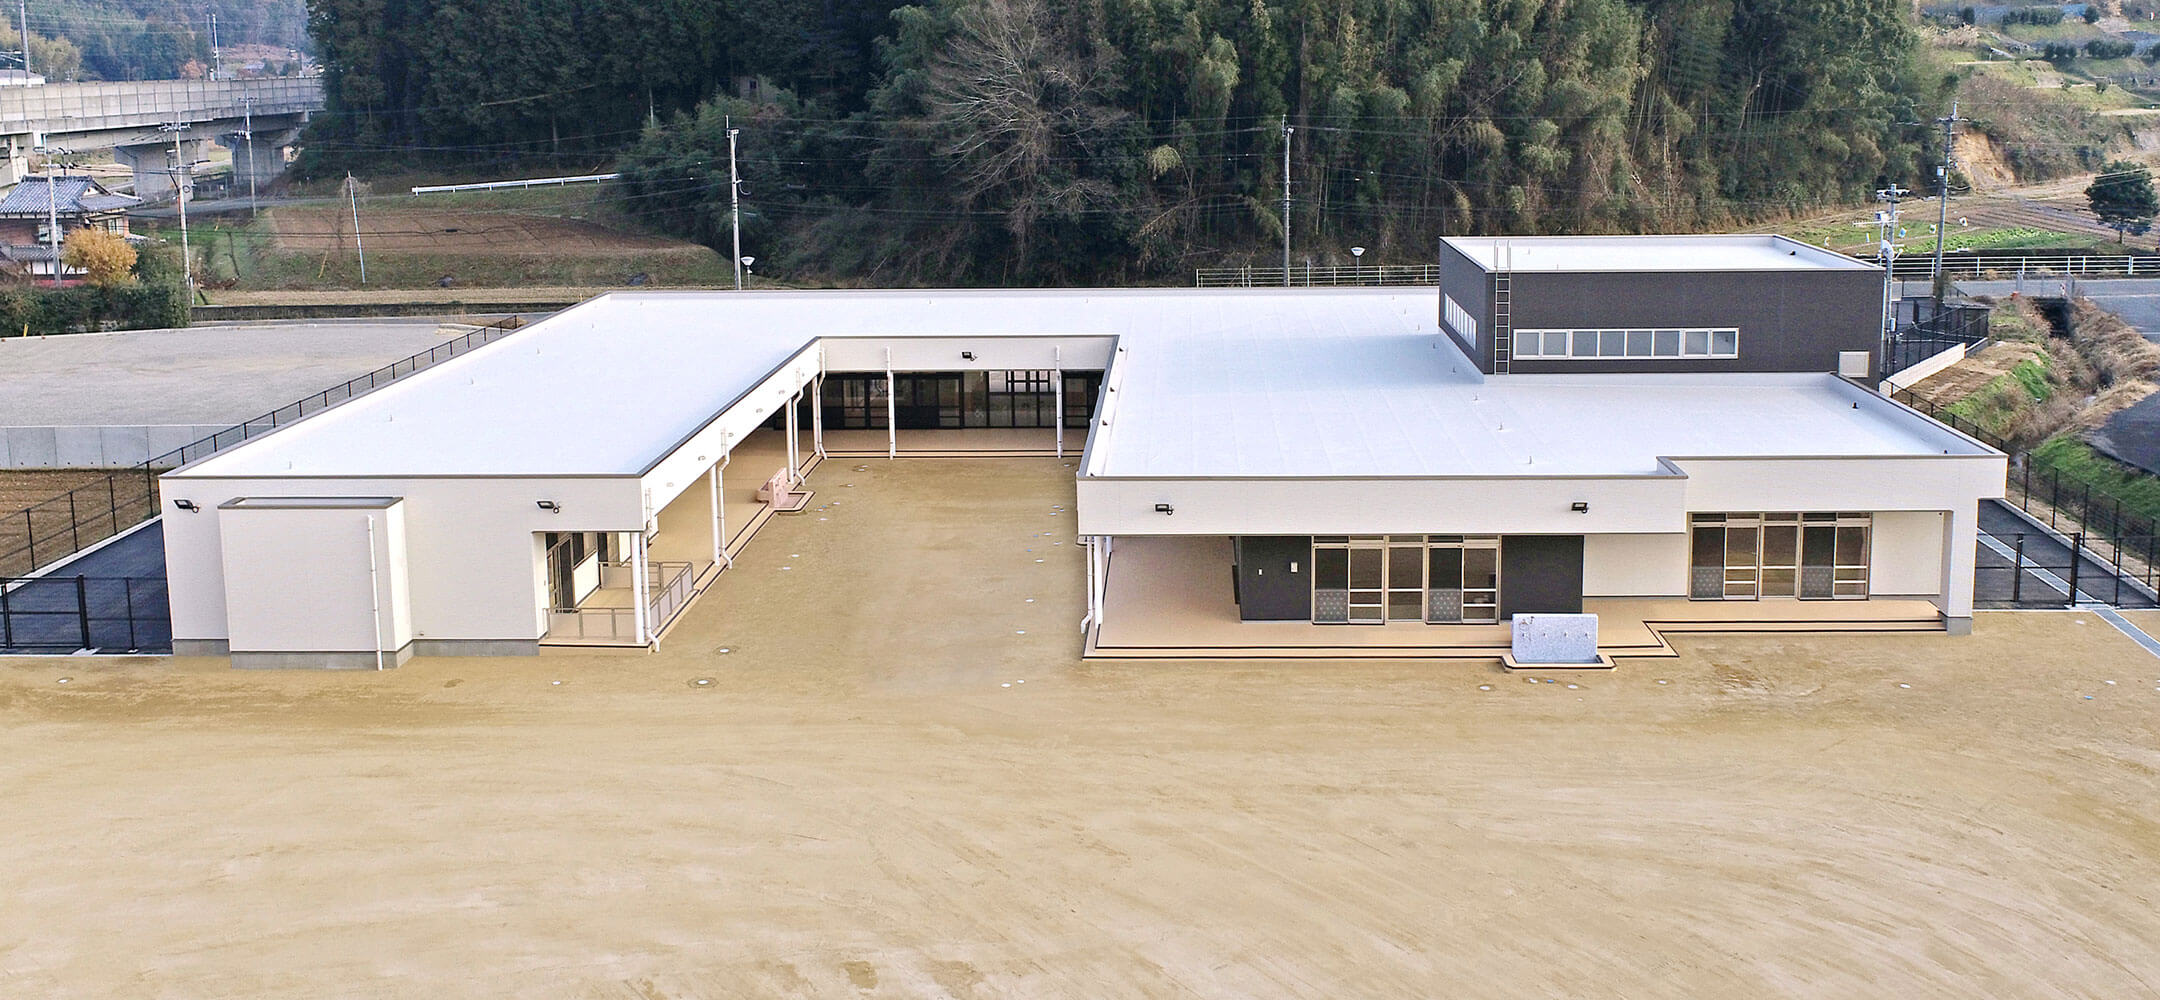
[1509,327,1741,361]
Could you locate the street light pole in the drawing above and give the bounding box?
[1280,117,1293,286]
[159,122,192,292]
[1351,245,1366,285]
[727,124,742,291]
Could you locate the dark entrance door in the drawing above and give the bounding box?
[1234,536,1310,620]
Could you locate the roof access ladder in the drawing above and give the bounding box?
[1491,241,1513,374]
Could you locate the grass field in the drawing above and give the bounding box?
[151,185,734,292]
[3,459,2159,997]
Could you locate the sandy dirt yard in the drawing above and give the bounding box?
[3,460,2159,998]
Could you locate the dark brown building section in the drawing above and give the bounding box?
[1502,268,1880,375]
[1436,241,1881,376]
[1436,238,1490,364]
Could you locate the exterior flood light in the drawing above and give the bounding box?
[172,499,198,512]
[1154,503,1175,515]
[1571,501,1590,514]
[536,500,562,514]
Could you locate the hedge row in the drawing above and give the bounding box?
[0,281,191,336]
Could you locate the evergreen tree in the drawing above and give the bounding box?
[2087,160,2158,244]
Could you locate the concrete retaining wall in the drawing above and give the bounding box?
[1,425,225,468]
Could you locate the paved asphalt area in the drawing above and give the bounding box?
[1975,499,2157,609]
[0,321,464,427]
[1,520,168,653]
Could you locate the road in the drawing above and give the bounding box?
[0,520,168,654]
[1906,277,2160,339]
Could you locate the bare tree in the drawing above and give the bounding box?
[922,0,1128,270]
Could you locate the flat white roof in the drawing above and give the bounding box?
[1442,235,1873,273]
[175,287,1984,481]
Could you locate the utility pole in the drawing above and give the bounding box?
[346,172,366,284]
[160,122,192,291]
[1931,100,1966,309]
[728,121,742,291]
[1862,183,1910,371]
[42,150,57,286]
[1280,117,1293,286]
[208,10,219,79]
[16,0,28,76]
[240,95,256,216]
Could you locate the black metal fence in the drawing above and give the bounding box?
[0,575,171,653]
[0,315,527,578]
[1891,386,2160,605]
[1975,531,2159,610]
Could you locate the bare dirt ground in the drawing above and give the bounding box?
[269,205,698,255]
[3,460,2160,998]
[1903,339,2048,408]
[0,469,112,515]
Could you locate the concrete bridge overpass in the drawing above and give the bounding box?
[0,77,322,196]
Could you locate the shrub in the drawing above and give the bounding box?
[61,227,135,285]
[0,279,189,336]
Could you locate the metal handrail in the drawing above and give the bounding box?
[647,560,696,630]
[1195,263,1440,287]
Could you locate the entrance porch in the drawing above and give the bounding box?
[1086,536,1945,660]
[541,427,815,647]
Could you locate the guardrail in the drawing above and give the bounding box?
[412,173,620,196]
[0,315,528,578]
[1883,253,2160,280]
[1196,264,1439,287]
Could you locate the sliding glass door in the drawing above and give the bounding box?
[1691,513,1870,601]
[1312,535,1499,624]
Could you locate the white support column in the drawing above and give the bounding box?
[708,461,724,571]
[1940,502,1976,634]
[812,373,826,459]
[785,393,800,485]
[885,348,897,460]
[631,532,652,646]
[721,449,738,565]
[1053,347,1064,459]
[1085,535,1108,632]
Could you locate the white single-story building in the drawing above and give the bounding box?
[160,237,2005,667]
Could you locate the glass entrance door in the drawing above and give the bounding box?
[1347,541,1385,624]
[1314,535,1499,624]
[1692,513,1871,601]
[1424,536,1499,623]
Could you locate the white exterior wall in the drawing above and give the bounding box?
[163,475,643,645]
[1671,455,2005,512]
[1074,476,1688,537]
[1870,510,1948,596]
[218,502,411,654]
[819,335,1115,373]
[1583,533,1688,597]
